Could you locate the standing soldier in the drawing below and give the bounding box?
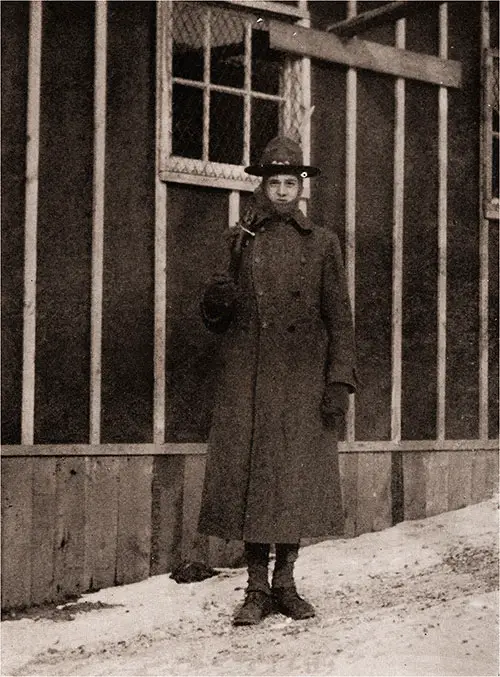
[199,136,357,625]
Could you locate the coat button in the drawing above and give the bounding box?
[257,290,264,297]
[262,321,268,329]
[254,256,261,263]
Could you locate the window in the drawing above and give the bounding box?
[158,1,309,191]
[483,48,499,220]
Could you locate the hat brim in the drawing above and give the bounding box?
[244,164,320,178]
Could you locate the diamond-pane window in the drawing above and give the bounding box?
[159,2,308,190]
[490,54,499,201]
[483,49,499,219]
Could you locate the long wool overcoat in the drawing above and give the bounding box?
[198,202,357,544]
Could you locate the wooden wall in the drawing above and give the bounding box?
[1,451,240,610]
[2,446,497,610]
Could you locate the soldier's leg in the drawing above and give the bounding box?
[272,543,315,620]
[233,542,273,626]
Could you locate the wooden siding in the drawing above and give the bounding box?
[2,446,497,610]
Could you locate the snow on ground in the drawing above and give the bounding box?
[2,498,498,677]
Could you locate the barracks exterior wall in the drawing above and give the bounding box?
[308,0,498,443]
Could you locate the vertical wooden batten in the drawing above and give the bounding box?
[21,1,42,445]
[391,18,405,443]
[228,190,240,227]
[478,0,490,439]
[243,21,252,167]
[299,0,312,207]
[154,0,169,445]
[202,9,211,162]
[90,0,107,445]
[298,1,311,163]
[391,17,406,525]
[436,2,448,442]
[345,0,357,442]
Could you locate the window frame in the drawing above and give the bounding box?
[157,0,311,193]
[482,47,499,220]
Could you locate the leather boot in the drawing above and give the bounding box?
[233,543,272,626]
[272,586,316,620]
[233,590,273,625]
[272,543,315,620]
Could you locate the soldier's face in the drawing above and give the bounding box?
[264,174,302,212]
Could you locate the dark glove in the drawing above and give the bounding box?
[203,274,238,317]
[321,382,350,429]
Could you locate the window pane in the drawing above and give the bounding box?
[172,3,205,81]
[251,27,281,95]
[210,10,245,89]
[209,92,244,164]
[250,97,279,164]
[172,84,203,159]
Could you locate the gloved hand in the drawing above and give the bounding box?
[202,274,238,318]
[321,382,350,429]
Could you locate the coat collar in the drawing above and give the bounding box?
[244,200,313,234]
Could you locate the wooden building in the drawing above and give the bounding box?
[2,0,499,610]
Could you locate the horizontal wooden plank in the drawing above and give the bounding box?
[2,439,498,457]
[327,1,431,36]
[339,439,499,452]
[1,443,207,457]
[269,20,462,88]
[216,0,308,19]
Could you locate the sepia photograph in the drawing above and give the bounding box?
[1,0,499,675]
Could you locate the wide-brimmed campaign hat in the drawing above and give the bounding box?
[244,136,321,178]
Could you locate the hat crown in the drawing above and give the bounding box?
[244,135,320,177]
[259,136,303,168]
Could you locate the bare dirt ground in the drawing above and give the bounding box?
[2,498,498,677]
